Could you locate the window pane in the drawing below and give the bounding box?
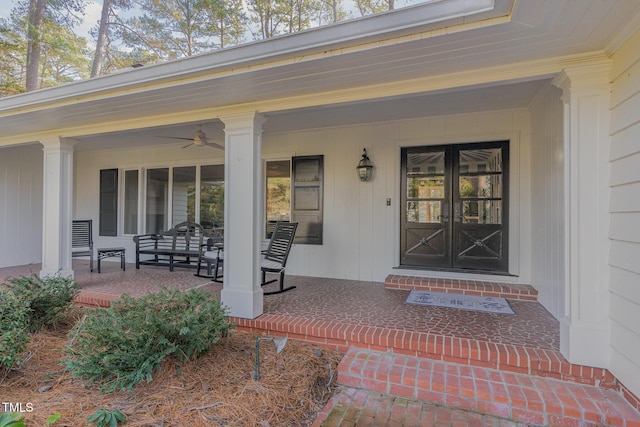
[407,151,444,175]
[407,201,442,223]
[462,200,502,224]
[459,148,502,173]
[291,155,323,245]
[124,170,138,234]
[407,177,445,199]
[266,160,291,238]
[146,168,169,234]
[459,175,502,198]
[200,165,224,232]
[172,166,196,226]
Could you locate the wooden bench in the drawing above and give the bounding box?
[133,221,211,271]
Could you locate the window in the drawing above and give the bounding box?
[103,157,322,243]
[145,168,169,234]
[265,160,291,238]
[102,165,223,237]
[172,166,196,225]
[200,165,225,232]
[291,155,323,245]
[99,169,118,236]
[123,170,138,234]
[264,156,323,244]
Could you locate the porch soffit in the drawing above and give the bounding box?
[0,0,639,147]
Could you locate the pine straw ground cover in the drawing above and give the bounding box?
[1,320,343,427]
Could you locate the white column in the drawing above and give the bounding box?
[219,112,266,319]
[552,63,612,368]
[40,137,75,279]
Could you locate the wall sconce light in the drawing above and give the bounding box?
[356,148,374,182]
[253,335,287,381]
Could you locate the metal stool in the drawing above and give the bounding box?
[97,247,126,273]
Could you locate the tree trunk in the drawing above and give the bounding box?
[26,0,47,91]
[332,0,337,23]
[91,0,112,77]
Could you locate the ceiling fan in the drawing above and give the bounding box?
[158,128,224,150]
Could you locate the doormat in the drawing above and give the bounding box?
[405,290,515,315]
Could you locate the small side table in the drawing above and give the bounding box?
[97,247,126,273]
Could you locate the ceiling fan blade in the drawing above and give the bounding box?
[181,142,195,148]
[204,141,225,150]
[156,136,194,141]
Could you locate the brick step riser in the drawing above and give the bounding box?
[337,348,640,427]
[385,275,539,302]
[234,316,613,389]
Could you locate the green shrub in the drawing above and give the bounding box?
[6,274,79,331]
[64,288,232,392]
[87,408,125,427]
[0,288,30,369]
[0,413,25,427]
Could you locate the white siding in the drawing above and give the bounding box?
[0,144,43,268]
[609,28,640,400]
[73,145,226,258]
[263,109,532,283]
[529,83,565,319]
[73,109,533,285]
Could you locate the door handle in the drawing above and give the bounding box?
[454,202,461,222]
[439,202,449,223]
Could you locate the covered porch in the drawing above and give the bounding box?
[2,0,640,416]
[2,261,639,425]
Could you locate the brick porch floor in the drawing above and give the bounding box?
[2,261,639,426]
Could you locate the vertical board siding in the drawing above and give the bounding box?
[263,109,532,283]
[0,145,43,268]
[609,28,640,400]
[73,109,533,284]
[529,83,565,319]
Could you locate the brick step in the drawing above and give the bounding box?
[338,348,640,427]
[235,314,615,388]
[385,274,538,302]
[75,290,118,308]
[312,388,523,426]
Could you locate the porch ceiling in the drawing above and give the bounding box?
[0,0,639,146]
[71,78,549,151]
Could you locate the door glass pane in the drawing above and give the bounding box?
[146,168,169,233]
[266,160,291,238]
[123,170,138,234]
[200,165,224,233]
[459,175,502,198]
[459,148,502,173]
[462,201,502,224]
[172,166,196,226]
[407,201,442,223]
[407,151,444,175]
[407,177,445,198]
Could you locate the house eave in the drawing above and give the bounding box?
[0,0,509,114]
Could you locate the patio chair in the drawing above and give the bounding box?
[261,221,298,295]
[72,219,94,272]
[195,241,224,282]
[194,228,224,281]
[195,221,298,295]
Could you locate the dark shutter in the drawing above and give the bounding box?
[99,169,118,236]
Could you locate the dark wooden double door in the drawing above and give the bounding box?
[400,141,509,273]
